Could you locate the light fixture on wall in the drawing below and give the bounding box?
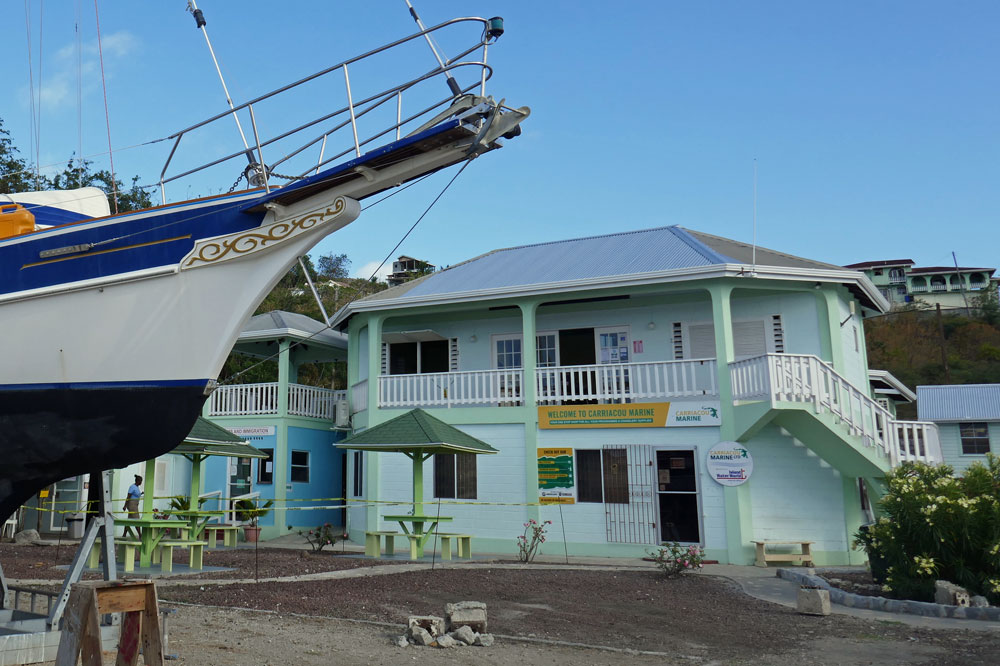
[469,334,477,343]
[813,282,822,289]
[647,322,656,330]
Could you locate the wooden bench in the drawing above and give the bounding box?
[433,533,472,560]
[365,530,399,557]
[752,540,814,567]
[203,524,241,548]
[88,539,142,572]
[156,540,209,572]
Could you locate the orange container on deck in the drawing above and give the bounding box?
[0,203,35,240]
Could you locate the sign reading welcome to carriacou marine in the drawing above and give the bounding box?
[537,402,720,429]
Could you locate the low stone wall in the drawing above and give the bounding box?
[776,569,1000,622]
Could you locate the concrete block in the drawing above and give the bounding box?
[409,626,434,647]
[446,601,487,633]
[408,615,445,637]
[451,625,477,645]
[952,606,967,619]
[797,587,831,616]
[934,580,970,607]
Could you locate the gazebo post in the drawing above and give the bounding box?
[141,458,157,518]
[410,452,424,516]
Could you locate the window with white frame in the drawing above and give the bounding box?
[290,450,310,483]
[960,423,991,455]
[492,333,558,368]
[381,339,458,375]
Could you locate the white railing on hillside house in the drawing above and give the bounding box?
[379,369,525,408]
[536,359,718,404]
[208,383,344,419]
[729,354,942,466]
[350,379,369,413]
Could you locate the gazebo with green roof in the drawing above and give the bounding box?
[339,409,497,517]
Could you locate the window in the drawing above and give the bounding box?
[257,448,274,484]
[434,453,477,499]
[290,450,310,483]
[383,339,457,374]
[492,333,559,368]
[575,449,628,504]
[960,423,991,455]
[873,269,883,276]
[352,451,364,496]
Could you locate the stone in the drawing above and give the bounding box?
[446,601,488,633]
[408,615,445,637]
[971,595,990,608]
[13,529,40,545]
[436,635,458,648]
[475,633,495,647]
[797,587,831,616]
[934,580,970,607]
[450,625,477,645]
[409,626,434,647]
[394,635,410,648]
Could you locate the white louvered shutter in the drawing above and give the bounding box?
[733,320,767,360]
[687,323,717,359]
[449,338,460,371]
[380,342,388,375]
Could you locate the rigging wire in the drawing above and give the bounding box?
[75,0,83,185]
[93,0,119,213]
[37,0,44,189]
[218,158,472,386]
[23,0,40,189]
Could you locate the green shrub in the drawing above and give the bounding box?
[854,454,1000,603]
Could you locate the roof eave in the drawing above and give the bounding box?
[331,264,888,324]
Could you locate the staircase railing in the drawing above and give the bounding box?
[730,354,942,466]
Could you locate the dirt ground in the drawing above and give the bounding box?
[5,544,1000,665]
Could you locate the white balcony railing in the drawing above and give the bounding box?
[536,359,718,404]
[350,379,369,414]
[379,368,525,408]
[730,354,942,467]
[208,383,344,419]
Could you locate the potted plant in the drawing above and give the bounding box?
[235,498,274,542]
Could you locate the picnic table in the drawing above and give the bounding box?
[167,509,229,541]
[116,518,187,568]
[382,514,453,559]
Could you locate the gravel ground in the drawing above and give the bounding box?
[7,544,1000,664]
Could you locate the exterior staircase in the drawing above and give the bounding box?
[729,354,941,475]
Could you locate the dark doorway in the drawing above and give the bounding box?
[656,450,700,543]
[420,339,449,373]
[558,328,596,365]
[389,342,417,375]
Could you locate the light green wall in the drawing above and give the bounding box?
[937,421,999,474]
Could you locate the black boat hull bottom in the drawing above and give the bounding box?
[0,384,209,525]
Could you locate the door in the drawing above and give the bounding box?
[229,457,252,501]
[48,476,83,532]
[655,450,701,543]
[595,326,630,401]
[558,328,596,403]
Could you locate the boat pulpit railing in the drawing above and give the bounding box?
[153,16,505,204]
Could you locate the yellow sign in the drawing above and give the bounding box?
[538,403,671,429]
[538,447,575,504]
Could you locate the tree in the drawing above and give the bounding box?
[317,252,350,279]
[51,156,152,213]
[0,118,40,193]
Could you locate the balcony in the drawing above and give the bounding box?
[730,354,942,467]
[363,359,719,410]
[208,382,346,419]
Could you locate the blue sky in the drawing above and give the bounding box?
[3,1,998,278]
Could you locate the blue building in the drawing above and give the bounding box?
[200,311,349,538]
[917,384,1000,475]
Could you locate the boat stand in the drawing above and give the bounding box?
[0,471,120,664]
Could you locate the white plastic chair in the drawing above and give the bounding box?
[2,509,19,539]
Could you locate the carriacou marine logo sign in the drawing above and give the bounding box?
[706,441,753,486]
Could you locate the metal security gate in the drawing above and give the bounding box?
[604,444,657,544]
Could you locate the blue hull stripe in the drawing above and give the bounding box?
[0,379,211,392]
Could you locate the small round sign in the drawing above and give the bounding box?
[706,442,753,486]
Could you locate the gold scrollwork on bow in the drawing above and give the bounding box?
[183,198,347,268]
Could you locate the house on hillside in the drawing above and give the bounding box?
[333,225,942,565]
[387,255,435,287]
[917,384,999,475]
[844,259,999,310]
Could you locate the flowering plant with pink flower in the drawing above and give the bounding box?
[516,518,553,563]
[649,542,706,578]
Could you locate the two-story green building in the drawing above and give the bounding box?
[335,226,942,565]
[844,259,999,310]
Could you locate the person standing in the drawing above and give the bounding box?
[124,475,143,519]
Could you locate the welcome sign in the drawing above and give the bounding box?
[538,402,720,429]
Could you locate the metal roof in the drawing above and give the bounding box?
[916,384,1000,422]
[844,259,914,269]
[396,226,732,300]
[338,409,499,455]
